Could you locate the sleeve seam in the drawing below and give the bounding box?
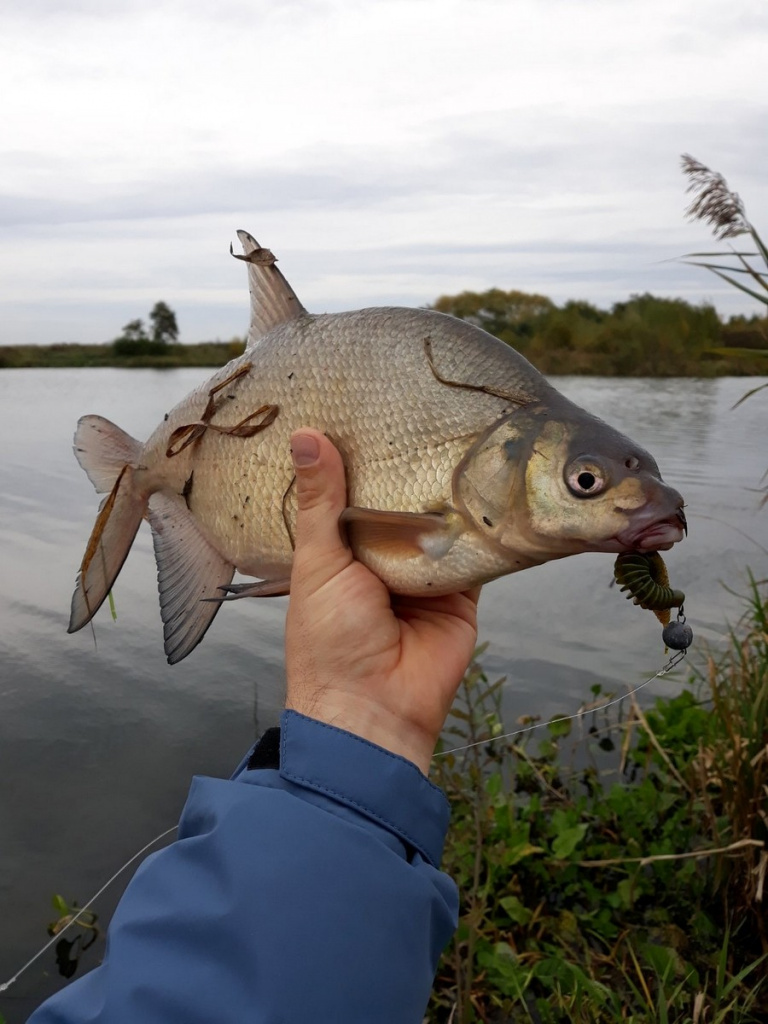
[281,765,432,864]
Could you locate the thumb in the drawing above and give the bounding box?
[290,429,351,589]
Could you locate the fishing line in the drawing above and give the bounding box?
[2,646,689,992]
[0,826,177,994]
[435,648,688,758]
[687,512,768,557]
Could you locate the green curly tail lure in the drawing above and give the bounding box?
[613,552,685,627]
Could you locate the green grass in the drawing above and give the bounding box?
[705,346,768,361]
[429,575,768,1023]
[0,340,245,369]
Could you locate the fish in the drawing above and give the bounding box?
[68,231,687,664]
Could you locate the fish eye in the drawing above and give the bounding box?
[565,458,608,498]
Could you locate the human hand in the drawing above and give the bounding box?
[284,430,480,775]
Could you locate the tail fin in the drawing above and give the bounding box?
[68,416,146,633]
[73,414,143,492]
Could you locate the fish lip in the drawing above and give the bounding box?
[618,518,686,553]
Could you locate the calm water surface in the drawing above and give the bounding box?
[0,369,766,1019]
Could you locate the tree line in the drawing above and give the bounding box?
[1,291,766,375]
[430,289,768,376]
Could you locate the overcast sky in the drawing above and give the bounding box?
[2,0,767,345]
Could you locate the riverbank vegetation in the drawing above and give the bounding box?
[1,297,766,376]
[428,576,768,1022]
[0,338,246,370]
[2,297,766,375]
[431,292,767,376]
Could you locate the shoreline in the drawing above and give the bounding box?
[1,340,767,375]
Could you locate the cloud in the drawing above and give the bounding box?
[1,0,767,344]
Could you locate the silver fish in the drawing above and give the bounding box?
[69,231,687,663]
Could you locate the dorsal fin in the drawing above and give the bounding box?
[232,229,306,347]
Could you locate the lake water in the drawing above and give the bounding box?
[0,369,766,1019]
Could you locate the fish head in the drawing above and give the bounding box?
[456,406,686,569]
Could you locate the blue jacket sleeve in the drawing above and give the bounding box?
[28,711,458,1024]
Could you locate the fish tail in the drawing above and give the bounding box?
[72,414,144,492]
[68,416,147,633]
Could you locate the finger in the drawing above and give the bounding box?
[290,429,352,589]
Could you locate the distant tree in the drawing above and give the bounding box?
[432,288,555,351]
[149,302,179,347]
[113,304,179,357]
[121,318,149,343]
[561,299,604,323]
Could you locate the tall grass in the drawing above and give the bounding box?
[681,155,768,316]
[680,155,768,506]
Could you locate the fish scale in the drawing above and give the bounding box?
[68,230,687,663]
[166,309,509,570]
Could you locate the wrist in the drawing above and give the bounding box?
[285,692,437,775]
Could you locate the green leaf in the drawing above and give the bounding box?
[505,841,545,866]
[616,877,635,909]
[552,823,588,859]
[749,224,768,266]
[679,249,758,258]
[547,714,572,738]
[641,942,680,981]
[537,739,558,760]
[680,258,765,277]
[718,952,768,1000]
[733,249,768,292]
[476,941,528,998]
[485,771,502,799]
[499,895,532,925]
[707,267,768,306]
[52,893,69,915]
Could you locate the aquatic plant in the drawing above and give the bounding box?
[46,894,101,981]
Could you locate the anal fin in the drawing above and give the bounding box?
[147,493,235,664]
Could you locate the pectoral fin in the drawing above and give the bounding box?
[339,508,463,561]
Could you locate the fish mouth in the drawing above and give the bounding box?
[617,507,688,553]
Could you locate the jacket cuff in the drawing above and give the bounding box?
[278,710,450,868]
